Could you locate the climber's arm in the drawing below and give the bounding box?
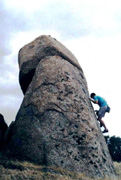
[89,97,98,104]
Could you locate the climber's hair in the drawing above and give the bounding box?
[90,93,96,99]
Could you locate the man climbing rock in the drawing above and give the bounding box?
[89,93,109,133]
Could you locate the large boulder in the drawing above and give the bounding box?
[8,35,117,179]
[18,35,83,94]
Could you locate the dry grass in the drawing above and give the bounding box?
[114,162,121,180]
[0,160,119,180]
[0,160,93,180]
[0,151,120,180]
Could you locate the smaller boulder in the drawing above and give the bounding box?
[0,114,8,147]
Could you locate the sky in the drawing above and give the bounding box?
[0,0,121,137]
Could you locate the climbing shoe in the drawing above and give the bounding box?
[102,129,109,133]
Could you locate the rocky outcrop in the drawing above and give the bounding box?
[19,35,83,94]
[8,35,117,179]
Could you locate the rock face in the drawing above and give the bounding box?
[9,35,117,179]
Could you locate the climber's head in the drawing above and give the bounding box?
[90,93,96,99]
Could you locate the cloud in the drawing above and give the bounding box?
[25,1,92,39]
[2,0,121,42]
[11,0,121,40]
[0,95,22,125]
[0,0,28,71]
[2,0,91,40]
[0,1,11,57]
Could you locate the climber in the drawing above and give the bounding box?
[89,93,109,133]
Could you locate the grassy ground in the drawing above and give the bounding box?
[114,162,121,180]
[0,160,120,180]
[0,160,94,180]
[0,151,120,180]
